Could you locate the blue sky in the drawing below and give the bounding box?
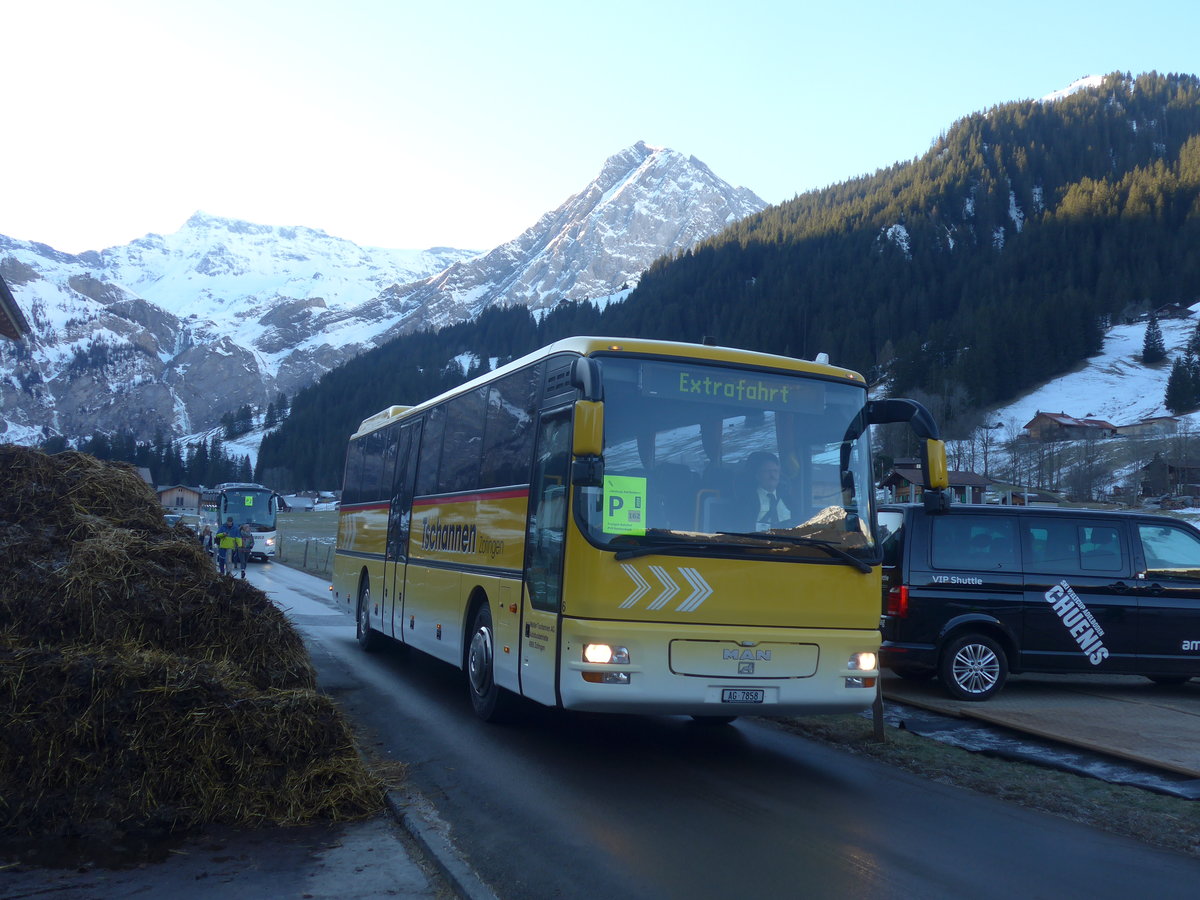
[3,0,1197,254]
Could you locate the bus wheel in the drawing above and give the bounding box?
[467,604,514,722]
[356,580,379,652]
[939,633,1006,701]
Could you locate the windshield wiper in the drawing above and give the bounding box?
[613,540,740,561]
[716,532,873,574]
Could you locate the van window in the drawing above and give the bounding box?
[1079,525,1123,572]
[1138,522,1200,581]
[931,515,1018,570]
[1023,519,1127,575]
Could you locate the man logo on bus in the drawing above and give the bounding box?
[724,649,772,661]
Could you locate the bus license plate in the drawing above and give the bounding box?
[721,689,764,704]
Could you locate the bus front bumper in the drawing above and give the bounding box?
[556,619,880,717]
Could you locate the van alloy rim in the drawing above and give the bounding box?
[952,643,1000,694]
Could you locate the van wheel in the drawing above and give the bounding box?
[356,580,379,652]
[467,604,515,722]
[940,634,1007,701]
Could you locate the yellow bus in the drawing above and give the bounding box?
[332,337,946,721]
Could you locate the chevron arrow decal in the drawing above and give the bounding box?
[647,565,681,610]
[618,564,714,612]
[675,567,714,612]
[619,564,652,608]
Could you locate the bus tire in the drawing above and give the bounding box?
[939,632,1006,701]
[467,603,515,722]
[356,579,380,652]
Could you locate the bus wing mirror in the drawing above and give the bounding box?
[866,398,941,440]
[922,439,949,490]
[571,357,603,402]
[573,400,604,457]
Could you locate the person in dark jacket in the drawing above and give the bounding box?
[237,523,255,578]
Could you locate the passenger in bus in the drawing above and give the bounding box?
[740,451,796,531]
[214,517,242,576]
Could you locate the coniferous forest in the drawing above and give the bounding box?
[258,72,1200,489]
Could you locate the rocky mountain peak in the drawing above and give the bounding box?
[0,143,765,449]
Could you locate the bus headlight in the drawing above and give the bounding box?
[583,644,630,665]
[847,652,877,671]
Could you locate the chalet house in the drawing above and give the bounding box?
[158,484,202,515]
[1154,302,1192,320]
[880,460,991,505]
[1116,416,1179,437]
[1139,453,1200,497]
[1022,411,1118,442]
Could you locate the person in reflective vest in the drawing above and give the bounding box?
[215,516,243,576]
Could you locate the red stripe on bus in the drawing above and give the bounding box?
[340,501,391,511]
[413,487,530,507]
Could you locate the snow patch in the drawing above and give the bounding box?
[1041,75,1105,103]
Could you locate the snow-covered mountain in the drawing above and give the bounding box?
[0,142,766,446]
[391,141,767,329]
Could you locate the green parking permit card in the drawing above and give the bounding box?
[603,475,646,535]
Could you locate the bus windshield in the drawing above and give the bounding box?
[220,487,278,530]
[577,357,877,563]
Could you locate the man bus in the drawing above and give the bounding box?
[332,337,946,721]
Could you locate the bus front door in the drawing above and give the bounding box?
[385,421,421,639]
[520,412,572,706]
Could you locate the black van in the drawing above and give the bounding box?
[878,503,1200,700]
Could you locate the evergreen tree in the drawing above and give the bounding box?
[1187,320,1200,357]
[1142,314,1167,364]
[40,435,70,454]
[1165,356,1198,413]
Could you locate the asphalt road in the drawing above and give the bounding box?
[260,562,1200,900]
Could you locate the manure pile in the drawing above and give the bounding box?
[0,445,383,839]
